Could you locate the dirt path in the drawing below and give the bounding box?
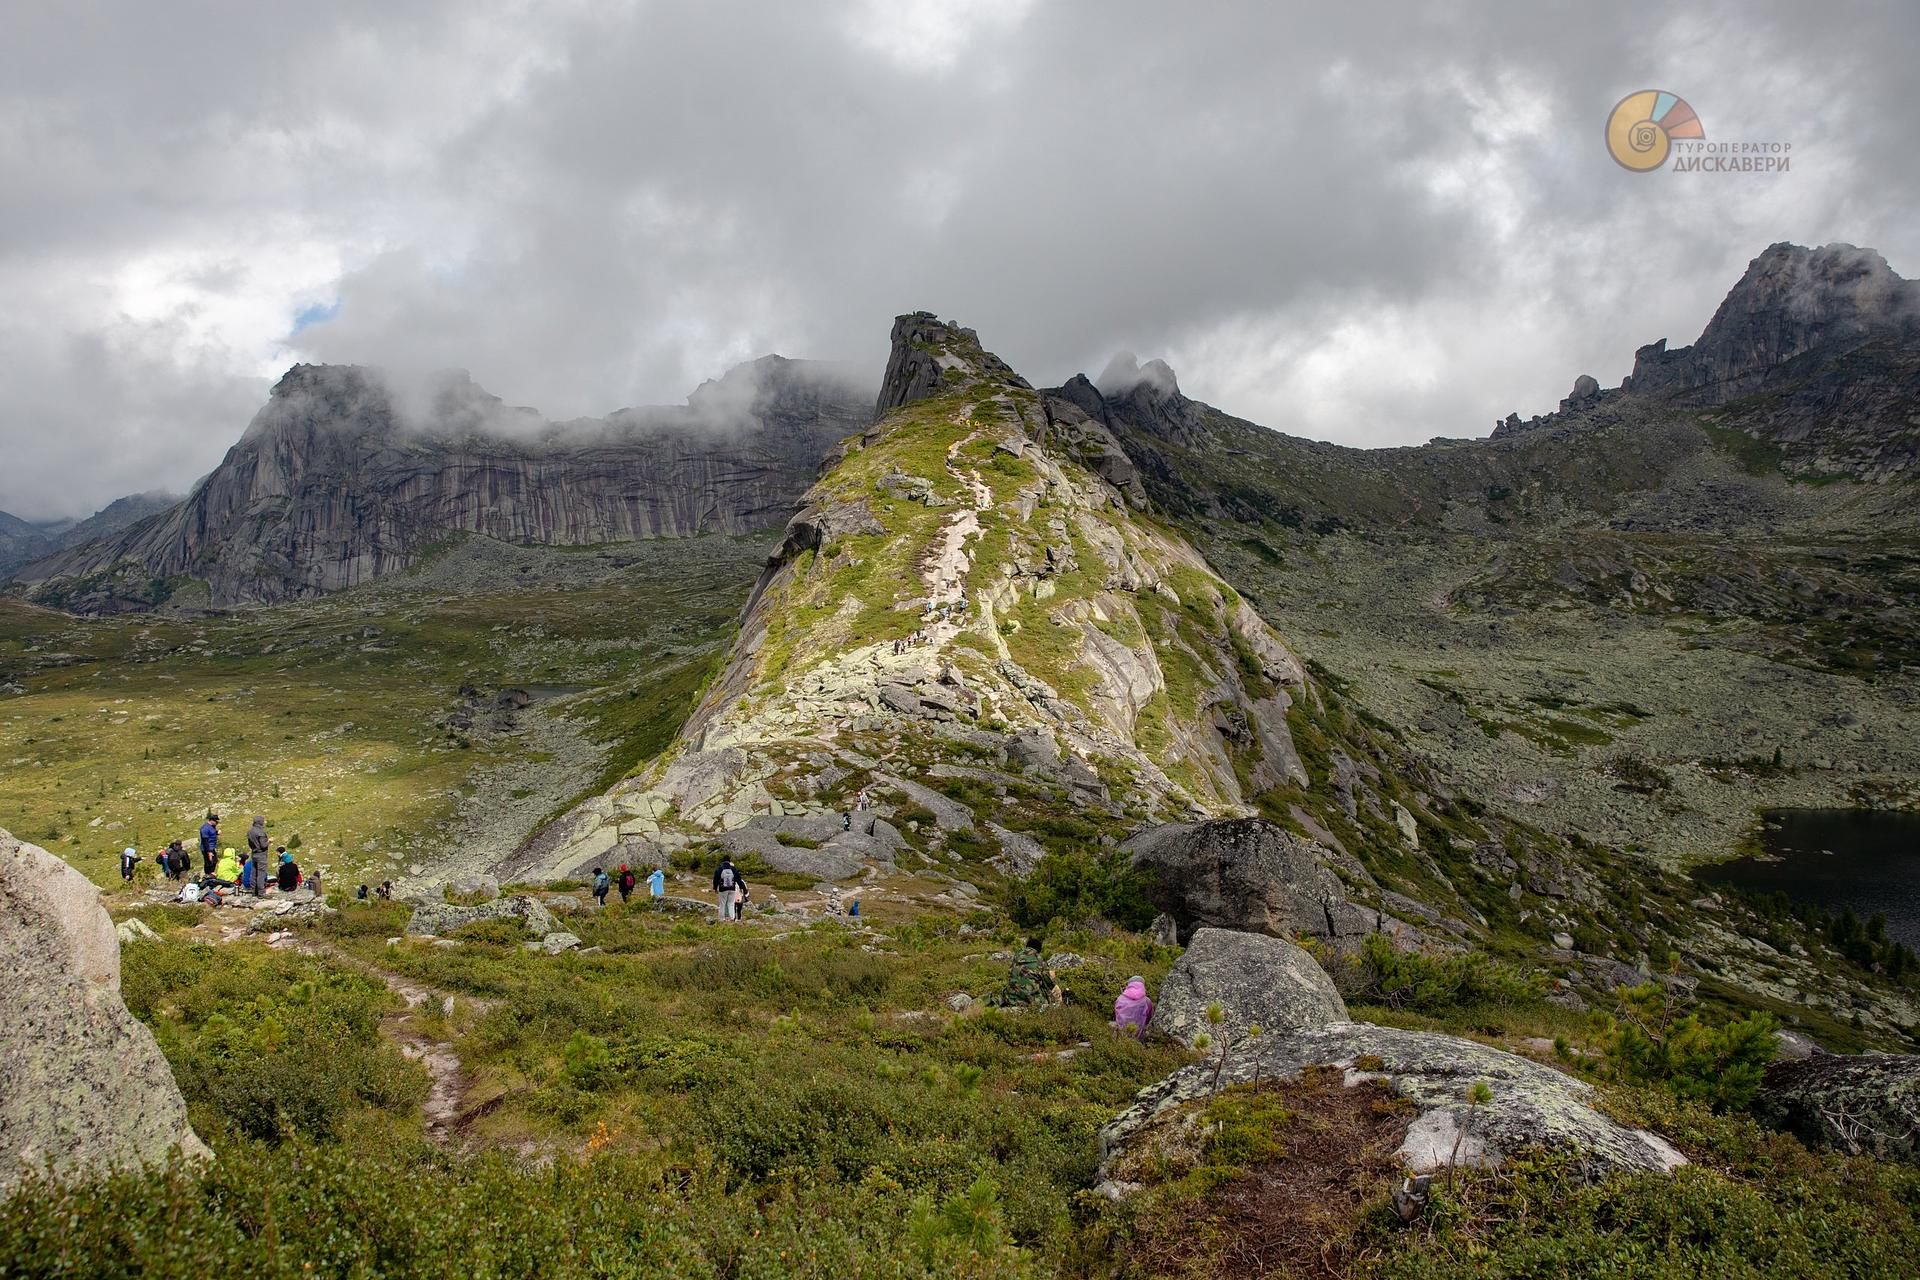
[261,930,484,1145]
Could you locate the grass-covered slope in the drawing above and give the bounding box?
[0,535,760,890]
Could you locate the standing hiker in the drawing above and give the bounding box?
[617,864,636,904]
[592,867,611,908]
[647,865,666,904]
[712,856,744,922]
[198,813,220,876]
[120,847,139,882]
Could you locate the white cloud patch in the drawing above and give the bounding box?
[1,0,1916,518]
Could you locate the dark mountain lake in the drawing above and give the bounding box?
[1695,809,1920,949]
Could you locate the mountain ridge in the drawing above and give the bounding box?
[13,358,874,610]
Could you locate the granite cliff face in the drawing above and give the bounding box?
[1625,242,1920,406]
[15,357,871,609]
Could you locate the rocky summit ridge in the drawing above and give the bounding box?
[513,312,1318,878]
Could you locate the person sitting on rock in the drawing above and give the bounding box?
[276,849,301,893]
[356,883,370,900]
[989,937,1060,1009]
[213,846,241,886]
[592,867,610,908]
[1113,975,1154,1038]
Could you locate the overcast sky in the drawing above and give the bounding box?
[2,0,1916,519]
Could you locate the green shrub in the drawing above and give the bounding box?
[1604,981,1777,1111]
[1005,847,1156,931]
[1343,934,1546,1016]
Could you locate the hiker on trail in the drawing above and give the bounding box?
[199,813,220,875]
[213,846,241,886]
[842,811,852,832]
[376,880,393,900]
[712,856,744,921]
[592,867,610,908]
[276,849,301,893]
[120,847,139,882]
[164,841,187,880]
[246,817,271,895]
[989,937,1061,1009]
[617,864,636,904]
[1113,975,1154,1038]
[356,884,370,900]
[647,865,665,903]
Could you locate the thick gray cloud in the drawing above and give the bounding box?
[2,0,1915,518]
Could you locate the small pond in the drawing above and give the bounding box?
[1694,809,1920,949]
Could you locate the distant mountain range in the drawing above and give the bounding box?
[11,358,871,610]
[10,241,1914,617]
[0,492,180,582]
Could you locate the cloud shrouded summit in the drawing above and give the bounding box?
[2,0,1917,518]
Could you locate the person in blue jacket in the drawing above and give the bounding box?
[198,813,220,876]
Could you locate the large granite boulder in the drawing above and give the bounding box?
[714,828,864,881]
[1755,1052,1920,1163]
[405,893,559,938]
[1102,1021,1686,1184]
[0,829,210,1191]
[1125,817,1414,945]
[1150,927,1348,1046]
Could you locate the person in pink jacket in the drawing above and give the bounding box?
[1113,975,1154,1038]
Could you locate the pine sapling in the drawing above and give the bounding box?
[1447,1078,1494,1191]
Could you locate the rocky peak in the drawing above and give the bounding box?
[1627,241,1919,405]
[15,357,872,608]
[1096,352,1181,399]
[519,311,1314,880]
[873,311,1031,419]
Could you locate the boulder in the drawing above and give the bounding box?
[0,829,210,1192]
[405,894,558,938]
[715,828,864,881]
[1755,1052,1920,1163]
[1124,818,1415,944]
[115,917,160,946]
[447,874,499,902]
[527,932,583,955]
[1150,927,1348,1046]
[1102,1021,1686,1184]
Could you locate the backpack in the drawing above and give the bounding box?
[718,866,736,890]
[619,871,635,892]
[594,872,609,892]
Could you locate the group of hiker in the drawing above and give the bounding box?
[119,811,307,905]
[987,936,1158,1038]
[590,862,667,909]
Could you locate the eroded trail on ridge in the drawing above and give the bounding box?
[919,431,993,647]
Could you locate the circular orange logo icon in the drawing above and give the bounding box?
[1606,90,1705,172]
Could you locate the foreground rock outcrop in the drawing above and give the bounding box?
[1149,926,1348,1045]
[1755,1051,1920,1164]
[1102,1021,1686,1186]
[0,829,209,1192]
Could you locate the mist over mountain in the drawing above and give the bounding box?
[13,357,873,609]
